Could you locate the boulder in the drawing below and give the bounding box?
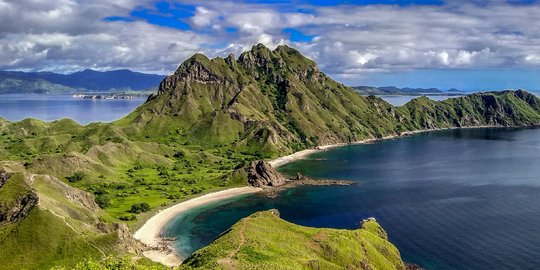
[245,161,285,187]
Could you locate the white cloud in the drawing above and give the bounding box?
[3,0,540,78]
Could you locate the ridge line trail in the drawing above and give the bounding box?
[47,208,106,258]
[28,174,106,258]
[218,218,249,269]
[228,219,247,259]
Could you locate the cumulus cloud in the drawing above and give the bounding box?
[0,0,210,73]
[2,0,540,78]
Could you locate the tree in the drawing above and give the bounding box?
[127,202,150,214]
[66,171,85,183]
[95,194,111,209]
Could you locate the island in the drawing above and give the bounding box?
[2,44,540,269]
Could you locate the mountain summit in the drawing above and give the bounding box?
[121,43,540,158]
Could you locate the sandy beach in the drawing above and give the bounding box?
[268,134,408,168]
[133,186,262,267]
[268,127,498,168]
[134,126,501,267]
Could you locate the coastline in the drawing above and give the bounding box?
[133,186,262,267]
[268,126,502,168]
[134,125,512,267]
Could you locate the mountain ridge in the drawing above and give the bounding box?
[122,43,540,158]
[0,69,164,93]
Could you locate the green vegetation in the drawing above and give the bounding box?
[66,171,86,183]
[52,256,167,270]
[127,203,151,214]
[180,210,406,270]
[1,44,540,269]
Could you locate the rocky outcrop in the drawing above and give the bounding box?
[39,174,100,211]
[0,171,10,188]
[0,172,39,225]
[244,161,286,187]
[97,222,146,254]
[0,191,38,224]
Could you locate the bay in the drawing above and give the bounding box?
[0,94,145,124]
[163,127,540,270]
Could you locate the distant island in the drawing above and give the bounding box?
[0,69,165,94]
[353,85,467,96]
[2,44,540,269]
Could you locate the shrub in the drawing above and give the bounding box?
[173,150,185,159]
[119,215,137,221]
[95,194,111,208]
[127,202,151,214]
[66,171,85,183]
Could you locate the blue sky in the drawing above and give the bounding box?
[1,0,540,90]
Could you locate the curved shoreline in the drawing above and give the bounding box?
[133,186,262,267]
[134,125,511,267]
[268,126,504,168]
[268,131,418,168]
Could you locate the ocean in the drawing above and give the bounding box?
[0,94,145,124]
[163,127,540,270]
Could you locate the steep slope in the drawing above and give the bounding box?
[180,210,406,270]
[0,169,146,269]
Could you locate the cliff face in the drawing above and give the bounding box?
[244,161,286,187]
[124,44,540,159]
[0,172,38,225]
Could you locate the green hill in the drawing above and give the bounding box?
[1,44,540,269]
[180,210,406,270]
[120,44,540,158]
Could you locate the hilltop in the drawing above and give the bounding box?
[180,210,407,270]
[1,44,540,269]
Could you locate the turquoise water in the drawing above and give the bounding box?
[0,94,145,124]
[163,127,540,269]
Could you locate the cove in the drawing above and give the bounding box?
[163,127,540,270]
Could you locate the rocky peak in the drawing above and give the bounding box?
[243,160,286,187]
[158,53,229,95]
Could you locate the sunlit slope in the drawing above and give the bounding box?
[180,210,406,270]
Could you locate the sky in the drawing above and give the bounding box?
[1,0,540,91]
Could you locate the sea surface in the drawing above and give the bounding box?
[379,94,463,106]
[0,94,145,124]
[163,127,540,270]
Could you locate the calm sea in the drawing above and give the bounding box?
[163,127,540,270]
[0,94,145,124]
[0,92,534,123]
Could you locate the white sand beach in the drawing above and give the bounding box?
[133,186,262,267]
[268,127,496,168]
[268,134,404,168]
[134,126,496,267]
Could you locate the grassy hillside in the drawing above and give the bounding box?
[180,210,406,270]
[1,44,540,269]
